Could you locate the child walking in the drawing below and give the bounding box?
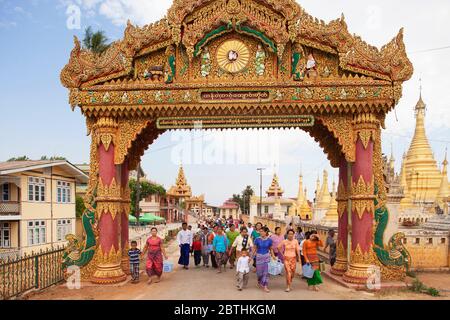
[235,248,251,291]
[192,235,202,267]
[128,240,141,283]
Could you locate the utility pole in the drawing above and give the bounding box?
[135,162,141,225]
[257,168,265,217]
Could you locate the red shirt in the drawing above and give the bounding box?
[192,240,202,251]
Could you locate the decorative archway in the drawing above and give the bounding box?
[60,0,413,285]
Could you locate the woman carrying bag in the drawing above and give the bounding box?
[302,231,323,291]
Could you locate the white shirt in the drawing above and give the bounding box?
[177,229,193,246]
[300,239,306,255]
[247,227,254,235]
[236,256,250,273]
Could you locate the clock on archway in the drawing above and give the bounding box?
[216,39,250,74]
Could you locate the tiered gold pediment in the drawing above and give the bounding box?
[61,0,412,90]
[297,10,413,81]
[167,0,301,47]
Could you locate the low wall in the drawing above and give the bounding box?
[252,216,288,234]
[403,231,450,270]
[244,216,450,270]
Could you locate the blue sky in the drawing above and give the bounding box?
[1,0,449,206]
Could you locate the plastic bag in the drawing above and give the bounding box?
[302,263,314,278]
[163,260,173,273]
[268,259,283,276]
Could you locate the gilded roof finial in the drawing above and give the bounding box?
[415,78,426,115]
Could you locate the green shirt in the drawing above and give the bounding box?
[251,230,260,240]
[226,230,240,245]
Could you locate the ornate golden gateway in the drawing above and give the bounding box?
[61,0,413,283]
[61,0,412,168]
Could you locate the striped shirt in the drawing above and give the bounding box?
[128,248,141,264]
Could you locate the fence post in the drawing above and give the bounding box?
[34,255,39,289]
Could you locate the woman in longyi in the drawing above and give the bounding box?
[302,232,324,291]
[141,227,168,284]
[278,229,300,292]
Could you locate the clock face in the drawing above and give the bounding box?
[217,39,250,74]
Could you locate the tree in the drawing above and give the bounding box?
[231,185,254,214]
[241,185,254,214]
[7,156,30,161]
[129,179,166,217]
[40,156,66,160]
[82,26,110,54]
[76,195,86,218]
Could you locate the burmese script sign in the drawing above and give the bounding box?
[156,115,314,129]
[200,90,271,102]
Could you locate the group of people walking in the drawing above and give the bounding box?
[127,216,337,294]
[176,216,336,293]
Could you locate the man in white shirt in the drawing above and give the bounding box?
[177,222,193,269]
[247,223,254,237]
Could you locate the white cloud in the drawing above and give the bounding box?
[62,0,172,26]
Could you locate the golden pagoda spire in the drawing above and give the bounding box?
[389,143,395,170]
[318,170,331,208]
[323,179,338,222]
[297,173,306,203]
[300,187,313,219]
[436,150,449,207]
[402,85,442,203]
[315,174,322,204]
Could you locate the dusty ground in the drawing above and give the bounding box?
[27,236,449,300]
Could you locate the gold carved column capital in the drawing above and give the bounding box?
[92,117,119,152]
[352,113,380,149]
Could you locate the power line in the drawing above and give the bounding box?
[408,45,450,54]
[383,131,450,144]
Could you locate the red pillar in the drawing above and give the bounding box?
[91,143,126,284]
[343,137,375,284]
[331,156,349,275]
[120,160,130,274]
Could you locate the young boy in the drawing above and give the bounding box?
[235,248,251,291]
[192,234,202,267]
[128,240,141,283]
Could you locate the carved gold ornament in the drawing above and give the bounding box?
[331,241,348,275]
[91,244,126,284]
[96,177,123,220]
[217,39,250,73]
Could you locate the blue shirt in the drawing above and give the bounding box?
[128,248,141,264]
[212,234,230,253]
[254,237,273,255]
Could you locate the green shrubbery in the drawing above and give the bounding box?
[410,278,440,297]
